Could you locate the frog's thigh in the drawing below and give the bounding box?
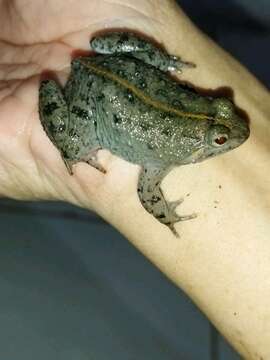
[90,32,193,72]
[137,167,196,237]
[39,80,68,149]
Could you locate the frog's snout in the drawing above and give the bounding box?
[211,97,250,149]
[230,114,250,146]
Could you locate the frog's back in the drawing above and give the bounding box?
[78,54,213,115]
[66,55,211,167]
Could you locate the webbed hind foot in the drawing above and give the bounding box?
[162,195,197,237]
[137,167,197,237]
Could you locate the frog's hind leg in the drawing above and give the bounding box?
[39,80,68,148]
[39,79,73,172]
[39,80,103,175]
[90,32,194,73]
[137,166,197,237]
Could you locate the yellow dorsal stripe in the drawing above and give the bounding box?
[80,59,215,122]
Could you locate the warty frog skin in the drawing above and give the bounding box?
[39,32,250,236]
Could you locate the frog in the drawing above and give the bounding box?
[39,31,250,237]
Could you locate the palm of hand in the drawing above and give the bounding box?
[0,0,119,204]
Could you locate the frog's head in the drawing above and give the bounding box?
[186,98,250,163]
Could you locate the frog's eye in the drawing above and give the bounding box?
[208,125,230,147]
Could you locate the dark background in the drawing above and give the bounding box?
[0,1,269,359]
[180,0,270,87]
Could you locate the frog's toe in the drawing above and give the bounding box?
[167,212,197,237]
[168,55,196,73]
[81,147,107,173]
[167,207,197,223]
[167,198,197,221]
[167,198,184,212]
[63,158,74,175]
[86,158,106,173]
[166,199,197,236]
[174,213,197,222]
[168,223,180,238]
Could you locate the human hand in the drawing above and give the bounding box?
[0,0,159,211]
[2,2,270,358]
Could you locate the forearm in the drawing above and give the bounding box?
[86,2,270,358]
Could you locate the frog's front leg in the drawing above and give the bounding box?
[137,166,196,237]
[91,32,194,73]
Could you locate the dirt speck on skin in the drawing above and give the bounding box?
[218,185,222,189]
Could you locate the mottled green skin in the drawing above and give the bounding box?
[39,32,250,236]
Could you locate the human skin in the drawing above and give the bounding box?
[0,0,270,358]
